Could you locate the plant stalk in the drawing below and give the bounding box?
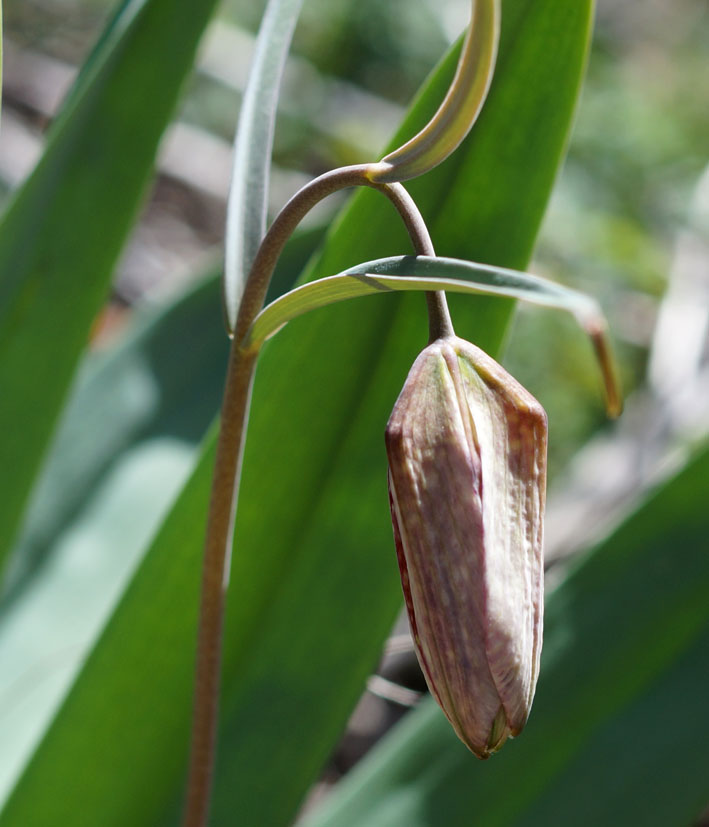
[181,345,257,827]
[182,164,449,827]
[426,291,454,342]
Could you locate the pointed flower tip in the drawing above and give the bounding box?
[386,336,547,758]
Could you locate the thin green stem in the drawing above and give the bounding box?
[182,164,443,827]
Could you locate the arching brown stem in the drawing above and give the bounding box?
[182,165,449,827]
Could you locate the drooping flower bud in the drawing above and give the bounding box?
[385,336,547,758]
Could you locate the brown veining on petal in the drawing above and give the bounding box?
[387,474,443,710]
[385,336,547,757]
[452,338,546,735]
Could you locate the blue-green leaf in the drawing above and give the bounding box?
[224,0,305,332]
[0,0,221,574]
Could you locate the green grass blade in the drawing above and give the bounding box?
[0,1,594,824]
[0,0,220,573]
[303,440,709,827]
[224,0,305,332]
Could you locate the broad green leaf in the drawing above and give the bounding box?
[0,433,217,827]
[1,272,227,611]
[0,1,594,824]
[0,0,221,573]
[0,272,227,801]
[224,0,305,332]
[2,226,320,610]
[303,440,709,827]
[0,230,319,799]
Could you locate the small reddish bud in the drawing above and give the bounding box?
[386,336,547,758]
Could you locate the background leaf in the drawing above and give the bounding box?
[0,0,220,572]
[0,229,320,801]
[0,272,227,802]
[2,226,320,610]
[1,271,227,610]
[302,440,709,827]
[0,1,595,824]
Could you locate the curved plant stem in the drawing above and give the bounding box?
[426,291,454,342]
[232,164,445,348]
[182,165,448,827]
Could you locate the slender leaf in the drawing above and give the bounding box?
[247,254,621,416]
[371,0,500,183]
[0,0,220,573]
[224,0,305,331]
[246,255,603,348]
[303,440,709,827]
[0,1,595,824]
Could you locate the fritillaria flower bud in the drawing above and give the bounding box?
[386,336,547,758]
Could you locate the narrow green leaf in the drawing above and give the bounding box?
[247,254,621,415]
[0,2,594,824]
[303,441,709,827]
[0,0,220,573]
[0,229,318,804]
[369,0,500,183]
[224,0,305,332]
[246,255,603,348]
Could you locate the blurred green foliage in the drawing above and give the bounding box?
[4,0,706,475]
[0,0,706,824]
